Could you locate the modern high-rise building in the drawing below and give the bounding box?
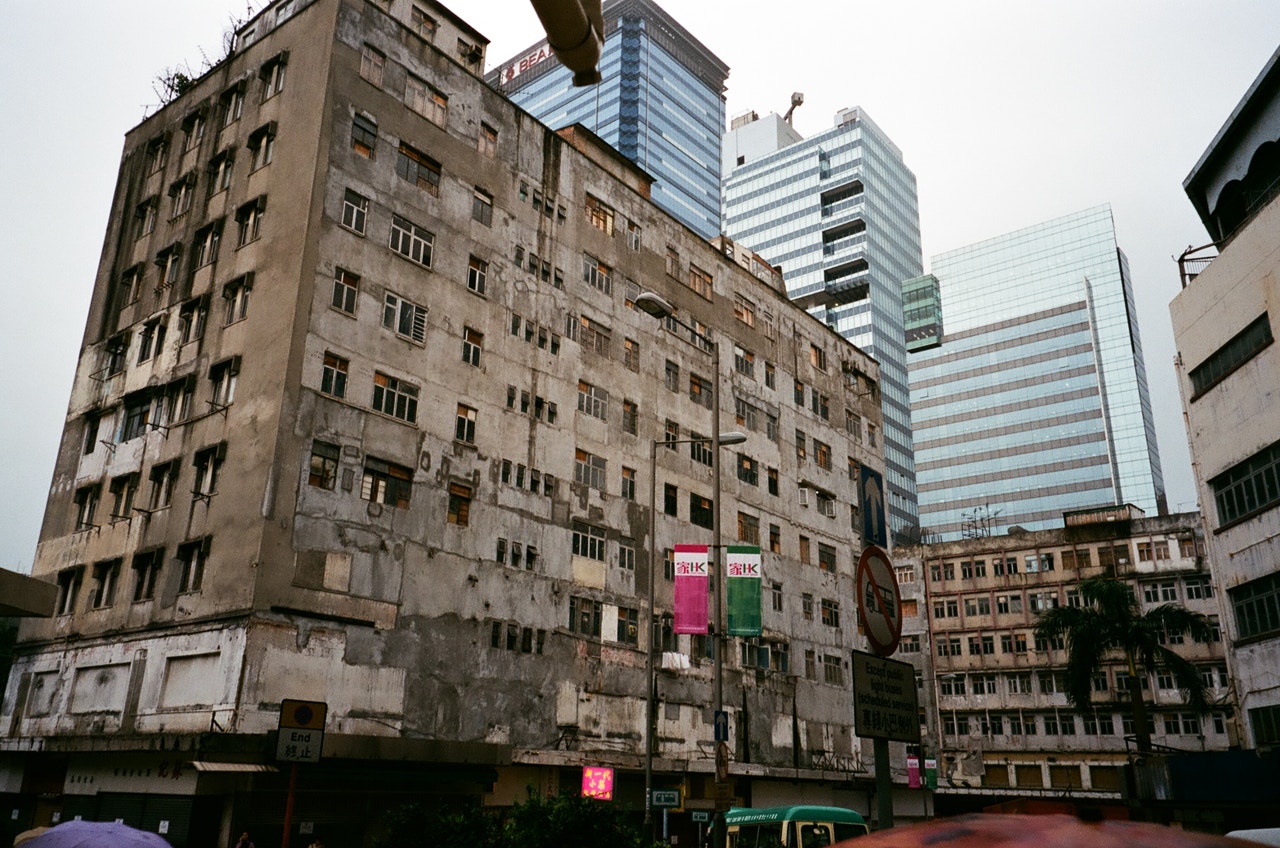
[488,0,728,241]
[909,205,1167,541]
[722,108,923,541]
[1172,44,1280,751]
[0,0,896,842]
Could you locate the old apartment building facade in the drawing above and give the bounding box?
[896,508,1233,811]
[1173,44,1280,752]
[0,0,887,844]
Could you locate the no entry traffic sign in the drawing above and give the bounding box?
[856,545,901,656]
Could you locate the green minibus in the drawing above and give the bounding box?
[722,805,869,848]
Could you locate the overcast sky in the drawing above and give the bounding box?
[2,2,1277,571]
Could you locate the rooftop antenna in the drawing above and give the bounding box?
[783,91,804,125]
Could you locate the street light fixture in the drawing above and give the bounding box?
[637,288,744,826]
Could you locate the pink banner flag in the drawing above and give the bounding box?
[907,755,921,789]
[673,544,709,634]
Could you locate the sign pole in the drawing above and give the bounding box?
[874,737,892,830]
[282,762,298,848]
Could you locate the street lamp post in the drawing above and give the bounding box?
[643,430,745,828]
[636,290,745,826]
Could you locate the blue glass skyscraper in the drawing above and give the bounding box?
[909,205,1167,540]
[488,0,728,240]
[722,108,923,541]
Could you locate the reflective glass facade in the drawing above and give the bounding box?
[489,0,727,240]
[722,109,923,540]
[910,205,1166,540]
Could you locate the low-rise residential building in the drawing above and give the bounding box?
[897,507,1233,813]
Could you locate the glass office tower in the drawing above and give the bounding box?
[909,205,1167,540]
[722,107,923,542]
[488,0,728,240]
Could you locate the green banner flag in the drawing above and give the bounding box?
[726,545,762,636]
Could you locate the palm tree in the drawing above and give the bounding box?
[1033,577,1214,753]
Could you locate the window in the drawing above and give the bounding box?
[146,135,169,175]
[148,462,178,510]
[309,440,339,489]
[192,444,224,497]
[447,482,473,526]
[223,275,251,324]
[690,434,713,467]
[169,174,196,218]
[769,523,781,554]
[621,466,636,501]
[55,566,84,615]
[73,485,100,531]
[814,439,832,470]
[320,352,349,399]
[820,598,840,628]
[219,84,244,127]
[154,243,182,290]
[664,419,679,448]
[465,255,487,295]
[575,315,611,355]
[817,543,837,573]
[331,268,359,314]
[261,52,287,97]
[569,596,602,636]
[459,326,483,367]
[129,549,162,603]
[478,123,498,156]
[664,360,680,392]
[733,345,755,377]
[585,195,615,234]
[1231,570,1280,640]
[137,320,166,365]
[689,374,712,408]
[738,512,760,545]
[795,430,807,463]
[389,215,434,266]
[737,453,759,485]
[362,457,412,507]
[1190,313,1273,398]
[209,358,239,407]
[1210,437,1280,528]
[359,42,385,85]
[624,338,640,371]
[733,294,756,327]
[239,128,272,177]
[794,380,806,406]
[406,75,447,125]
[574,380,608,420]
[455,404,477,443]
[1185,576,1214,600]
[193,220,223,268]
[395,143,440,194]
[618,540,635,571]
[372,372,419,422]
[177,538,210,593]
[411,5,437,38]
[383,291,427,344]
[627,221,641,250]
[135,196,158,239]
[572,522,606,561]
[573,449,606,490]
[471,188,493,226]
[117,391,149,442]
[690,493,713,529]
[622,400,638,435]
[768,467,779,496]
[764,362,776,390]
[582,254,612,294]
[235,197,266,245]
[810,343,828,371]
[812,392,830,420]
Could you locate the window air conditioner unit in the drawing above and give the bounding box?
[799,487,810,507]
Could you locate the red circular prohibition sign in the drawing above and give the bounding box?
[856,544,902,656]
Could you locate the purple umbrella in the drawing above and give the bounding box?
[20,821,172,848]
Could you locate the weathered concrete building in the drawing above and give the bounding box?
[1172,44,1280,753]
[895,507,1234,814]
[0,0,888,844]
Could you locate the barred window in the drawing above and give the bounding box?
[383,292,426,344]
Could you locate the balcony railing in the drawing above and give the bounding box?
[1177,242,1218,289]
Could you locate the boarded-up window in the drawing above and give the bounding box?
[160,652,222,709]
[1049,764,1083,788]
[1015,764,1044,787]
[69,663,131,714]
[983,763,1011,787]
[1090,765,1123,791]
